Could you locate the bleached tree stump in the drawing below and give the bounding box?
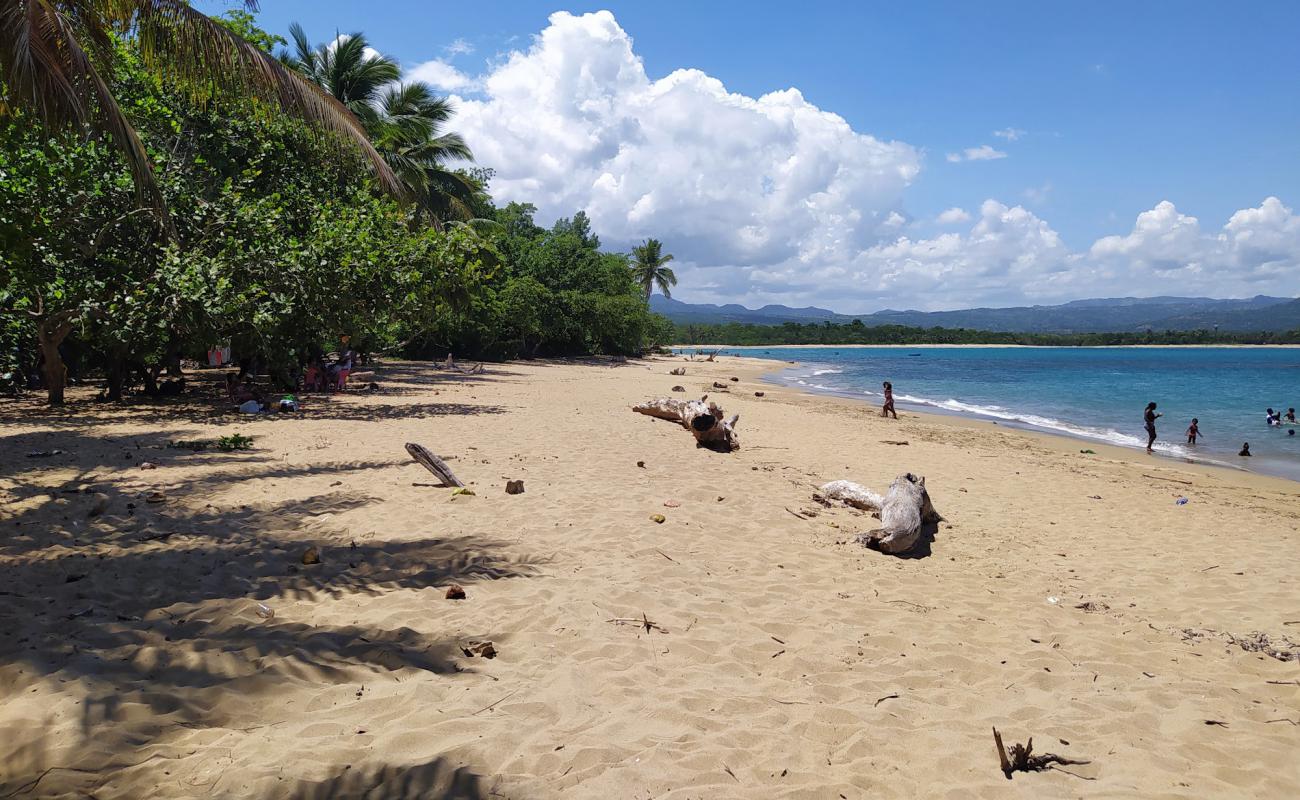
[855,473,940,555]
[633,397,740,451]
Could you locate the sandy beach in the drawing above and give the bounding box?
[2,355,1298,799]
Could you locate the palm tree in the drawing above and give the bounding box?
[631,239,677,301]
[373,83,478,225]
[282,24,398,129]
[283,26,477,227]
[0,0,402,211]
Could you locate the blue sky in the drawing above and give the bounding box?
[200,1,1300,311]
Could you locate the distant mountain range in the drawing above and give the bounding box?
[650,295,1300,333]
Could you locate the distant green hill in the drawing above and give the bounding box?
[651,295,1298,332]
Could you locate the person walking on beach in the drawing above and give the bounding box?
[1186,418,1201,445]
[1144,402,1162,453]
[881,381,897,419]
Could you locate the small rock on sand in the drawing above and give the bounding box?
[301,546,321,565]
[445,584,467,600]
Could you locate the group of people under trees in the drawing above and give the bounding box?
[1144,402,1295,458]
[223,340,357,413]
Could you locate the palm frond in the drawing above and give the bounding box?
[132,1,404,199]
[0,0,162,209]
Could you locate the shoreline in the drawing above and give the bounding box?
[693,353,1300,489]
[673,342,1300,349]
[673,348,1300,485]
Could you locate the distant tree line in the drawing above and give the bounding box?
[674,320,1300,347]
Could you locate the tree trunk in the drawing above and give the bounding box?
[35,313,76,407]
[855,473,941,555]
[106,350,128,401]
[38,331,66,406]
[632,396,740,451]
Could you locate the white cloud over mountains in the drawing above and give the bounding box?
[417,11,1296,311]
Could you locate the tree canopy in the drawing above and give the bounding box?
[1,14,675,404]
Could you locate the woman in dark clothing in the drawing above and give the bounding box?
[1144,402,1162,453]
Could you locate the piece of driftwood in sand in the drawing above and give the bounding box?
[404,442,465,487]
[818,480,884,511]
[669,367,686,375]
[855,473,940,555]
[632,397,740,451]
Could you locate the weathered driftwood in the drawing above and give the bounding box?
[669,367,686,375]
[633,397,740,451]
[405,442,465,487]
[993,727,1091,779]
[818,480,884,511]
[855,473,940,555]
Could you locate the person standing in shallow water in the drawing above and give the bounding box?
[1144,402,1162,453]
[881,381,898,419]
[1186,418,1201,445]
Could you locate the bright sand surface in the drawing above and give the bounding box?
[2,356,1298,798]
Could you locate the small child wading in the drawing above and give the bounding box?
[881,381,897,419]
[1186,418,1200,445]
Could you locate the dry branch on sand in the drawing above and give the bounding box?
[993,727,1091,779]
[405,443,464,487]
[633,397,740,451]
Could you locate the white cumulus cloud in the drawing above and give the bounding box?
[446,10,920,270]
[992,127,1026,141]
[414,11,1294,311]
[821,197,1300,311]
[946,144,1008,163]
[406,59,476,92]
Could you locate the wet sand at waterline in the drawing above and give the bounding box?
[2,356,1297,798]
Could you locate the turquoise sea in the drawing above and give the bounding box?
[685,346,1300,483]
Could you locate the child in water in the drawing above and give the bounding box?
[1239,442,1252,457]
[1286,408,1296,423]
[1185,418,1200,445]
[881,381,897,419]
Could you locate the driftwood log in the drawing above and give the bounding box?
[818,480,884,511]
[855,473,940,555]
[669,367,686,375]
[405,442,465,487]
[633,397,740,451]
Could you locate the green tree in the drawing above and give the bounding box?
[283,25,476,226]
[630,238,677,301]
[0,0,401,210]
[373,82,478,225]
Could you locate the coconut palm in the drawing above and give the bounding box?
[631,239,677,301]
[281,24,398,130]
[0,0,402,211]
[373,82,478,225]
[283,27,477,227]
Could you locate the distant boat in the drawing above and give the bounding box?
[909,353,922,357]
